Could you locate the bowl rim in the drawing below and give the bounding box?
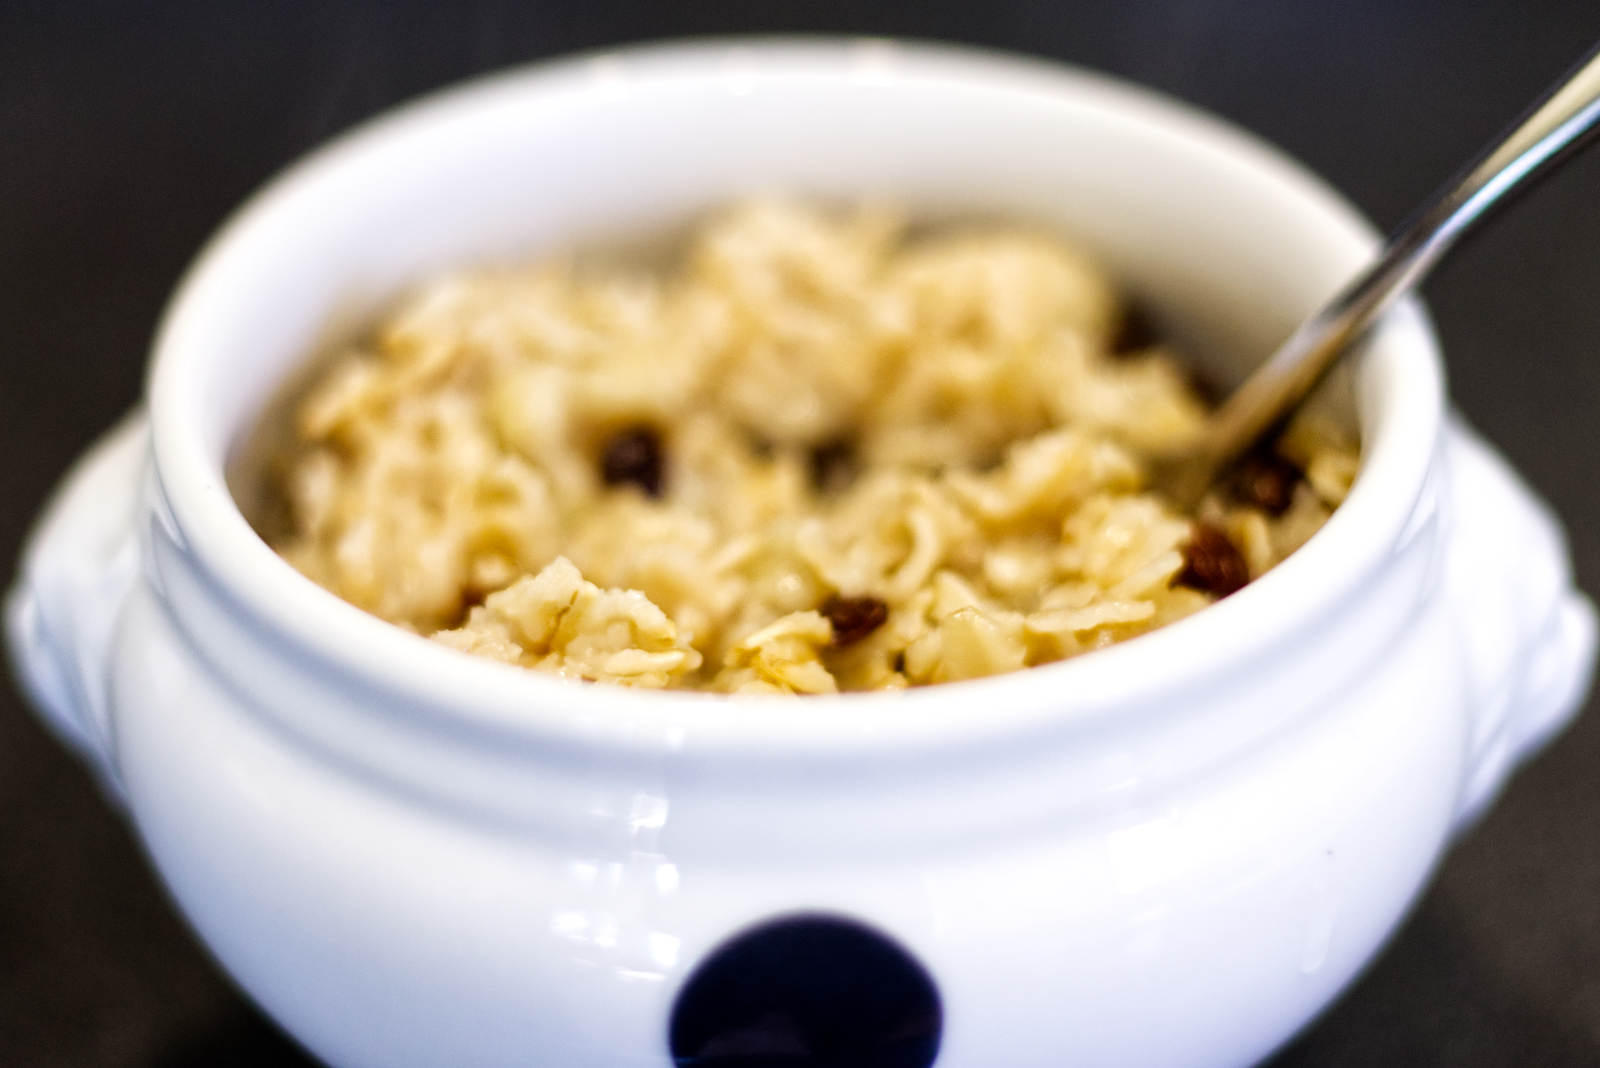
[145,35,1444,756]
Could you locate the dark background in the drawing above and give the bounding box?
[4,2,1600,1065]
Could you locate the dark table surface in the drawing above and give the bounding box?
[4,2,1600,1065]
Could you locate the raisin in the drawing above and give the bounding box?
[821,594,889,647]
[1230,450,1301,515]
[1111,299,1162,356]
[808,436,859,494]
[1176,521,1250,598]
[1185,365,1224,407]
[600,425,664,496]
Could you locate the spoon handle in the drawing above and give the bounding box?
[1159,40,1600,509]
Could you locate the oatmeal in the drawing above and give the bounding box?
[265,199,1358,693]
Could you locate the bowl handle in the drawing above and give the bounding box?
[5,411,149,794]
[1442,416,1597,829]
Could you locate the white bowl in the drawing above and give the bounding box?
[7,38,1595,1068]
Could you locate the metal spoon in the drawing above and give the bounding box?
[1154,41,1600,509]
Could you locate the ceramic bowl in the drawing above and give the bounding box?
[7,38,1595,1068]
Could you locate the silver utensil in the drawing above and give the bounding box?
[1155,41,1600,508]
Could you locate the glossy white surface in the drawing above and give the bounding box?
[6,39,1595,1068]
